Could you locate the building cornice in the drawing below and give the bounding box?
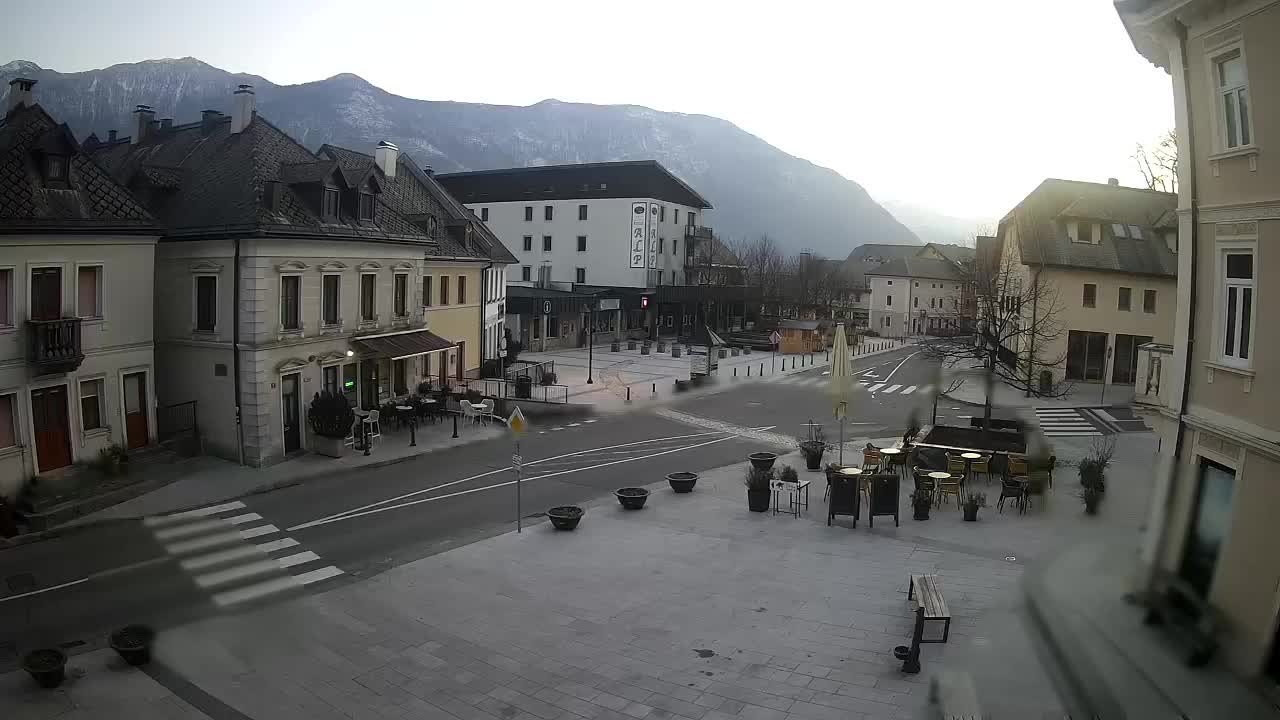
[1197,201,1280,223]
[1183,407,1280,460]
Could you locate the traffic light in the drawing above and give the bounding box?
[640,296,649,309]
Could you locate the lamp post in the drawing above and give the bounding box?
[587,302,595,384]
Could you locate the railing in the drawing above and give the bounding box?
[1134,342,1174,410]
[26,317,84,374]
[157,400,201,455]
[505,360,555,385]
[464,377,569,404]
[684,225,714,240]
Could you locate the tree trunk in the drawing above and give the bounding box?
[982,349,996,444]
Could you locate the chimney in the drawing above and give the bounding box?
[132,105,155,144]
[374,140,399,178]
[201,109,223,136]
[1107,177,1119,187]
[422,164,433,176]
[231,84,255,135]
[6,78,36,113]
[160,118,173,132]
[108,129,118,142]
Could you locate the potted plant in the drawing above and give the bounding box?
[611,341,620,352]
[1080,487,1102,515]
[910,488,933,521]
[798,424,826,471]
[109,624,155,666]
[962,492,986,521]
[21,648,66,688]
[615,487,650,510]
[547,506,583,530]
[466,388,483,405]
[1078,437,1114,492]
[308,391,355,458]
[748,451,777,471]
[745,466,774,512]
[672,346,682,358]
[667,472,698,493]
[627,340,637,350]
[417,380,433,395]
[541,371,558,386]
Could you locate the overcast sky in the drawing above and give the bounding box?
[4,0,1172,222]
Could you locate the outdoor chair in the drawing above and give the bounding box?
[344,417,358,448]
[479,398,496,425]
[970,455,992,485]
[935,475,962,509]
[862,449,882,473]
[945,453,967,480]
[998,478,1027,514]
[460,401,480,426]
[363,410,381,445]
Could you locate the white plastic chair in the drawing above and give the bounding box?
[344,417,358,448]
[460,401,479,426]
[479,399,495,425]
[363,410,381,444]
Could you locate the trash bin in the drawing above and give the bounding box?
[1040,370,1052,394]
[515,375,533,399]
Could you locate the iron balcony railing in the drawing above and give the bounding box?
[684,225,714,240]
[27,317,84,374]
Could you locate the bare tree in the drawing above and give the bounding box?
[919,227,1070,430]
[1134,129,1178,193]
[731,234,786,310]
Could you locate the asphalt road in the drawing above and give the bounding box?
[1,346,943,664]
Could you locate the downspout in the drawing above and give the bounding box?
[480,260,493,370]
[232,237,245,466]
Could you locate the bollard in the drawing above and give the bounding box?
[363,420,371,456]
[652,382,656,396]
[747,365,751,377]
[734,367,737,377]
[760,362,764,375]
[826,349,830,362]
[626,386,631,403]
[409,417,417,447]
[452,412,458,439]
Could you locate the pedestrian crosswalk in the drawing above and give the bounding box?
[1034,408,1104,437]
[765,373,930,396]
[144,501,342,608]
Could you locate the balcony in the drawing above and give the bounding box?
[1133,341,1174,411]
[27,318,84,374]
[684,225,713,240]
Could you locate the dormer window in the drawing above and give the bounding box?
[322,188,339,219]
[46,155,68,181]
[426,216,438,236]
[358,192,375,221]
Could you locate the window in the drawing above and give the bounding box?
[1128,225,1143,240]
[1215,50,1251,149]
[660,206,666,222]
[524,206,533,221]
[886,295,893,307]
[394,273,408,317]
[393,358,408,395]
[440,275,450,306]
[542,235,552,252]
[674,209,679,225]
[196,275,218,331]
[80,379,103,431]
[78,265,102,318]
[887,280,893,285]
[280,275,301,330]
[930,298,936,309]
[544,205,553,221]
[672,239,677,256]
[546,315,559,338]
[522,235,533,252]
[457,276,466,304]
[1143,289,1157,314]
[360,274,376,322]
[319,365,338,395]
[0,394,15,449]
[1066,330,1108,381]
[913,296,918,308]
[1082,283,1097,308]
[45,154,68,182]
[1111,223,1127,238]
[577,236,587,252]
[1222,251,1253,364]
[1180,459,1236,595]
[578,204,588,221]
[1118,286,1131,311]
[322,188,339,219]
[521,266,531,282]
[670,270,676,284]
[658,238,665,254]
[341,364,357,407]
[0,268,10,326]
[576,267,586,283]
[358,192,376,221]
[480,207,489,221]
[422,276,433,308]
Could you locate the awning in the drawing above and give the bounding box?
[351,329,456,360]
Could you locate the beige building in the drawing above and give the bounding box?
[0,80,160,495]
[992,178,1177,387]
[1120,0,1280,690]
[89,87,514,467]
[865,243,975,336]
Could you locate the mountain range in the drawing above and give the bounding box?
[1,57,919,259]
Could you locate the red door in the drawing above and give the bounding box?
[31,386,72,473]
[123,372,149,450]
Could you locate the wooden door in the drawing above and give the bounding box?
[123,372,149,450]
[281,373,301,454]
[31,386,72,472]
[30,267,62,320]
[456,341,465,381]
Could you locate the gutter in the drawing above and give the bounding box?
[232,237,245,466]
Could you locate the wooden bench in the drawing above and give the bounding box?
[908,574,951,643]
[1138,569,1220,667]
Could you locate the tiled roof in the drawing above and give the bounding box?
[865,256,964,281]
[0,103,154,232]
[436,160,712,209]
[1002,178,1177,278]
[926,243,977,264]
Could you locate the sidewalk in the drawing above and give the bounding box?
[942,365,1135,410]
[3,429,1164,719]
[520,339,911,413]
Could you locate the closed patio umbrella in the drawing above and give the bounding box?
[828,324,856,464]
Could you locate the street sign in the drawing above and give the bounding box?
[499,348,507,357]
[508,406,528,435]
[769,331,782,345]
[543,300,552,314]
[512,453,522,467]
[598,298,620,311]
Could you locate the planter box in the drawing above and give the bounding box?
[628,341,637,350]
[657,341,668,352]
[611,342,620,352]
[672,347,682,358]
[641,346,651,355]
[313,434,346,458]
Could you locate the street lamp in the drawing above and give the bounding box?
[587,301,595,384]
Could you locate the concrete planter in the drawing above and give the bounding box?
[313,434,346,458]
[641,346,651,355]
[627,341,637,350]
[731,348,740,356]
[611,342,620,352]
[672,346,682,358]
[657,341,667,352]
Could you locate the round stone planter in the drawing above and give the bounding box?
[22,649,66,689]
[547,506,583,530]
[628,341,637,350]
[672,347,682,358]
[110,624,155,666]
[747,488,771,512]
[667,472,698,493]
[657,341,667,353]
[615,487,650,510]
[748,452,777,471]
[611,342,620,352]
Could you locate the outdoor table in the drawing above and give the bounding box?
[395,405,414,430]
[772,479,810,518]
[879,447,903,474]
[417,398,438,423]
[960,452,982,487]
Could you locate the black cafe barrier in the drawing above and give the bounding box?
[867,473,900,528]
[827,473,861,528]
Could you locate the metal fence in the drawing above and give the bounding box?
[465,377,569,404]
[157,400,200,455]
[505,360,556,385]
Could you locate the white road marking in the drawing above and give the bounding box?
[288,429,745,531]
[881,351,920,384]
[212,576,301,607]
[289,433,747,532]
[567,423,581,427]
[238,524,279,540]
[296,565,344,585]
[902,386,918,394]
[868,384,886,392]
[154,519,225,542]
[255,537,301,554]
[584,419,597,423]
[164,531,242,556]
[884,384,902,393]
[195,559,280,589]
[180,545,265,571]
[276,551,321,568]
[143,501,246,527]
[0,577,88,603]
[224,513,263,526]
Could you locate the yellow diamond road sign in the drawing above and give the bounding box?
[508,406,528,435]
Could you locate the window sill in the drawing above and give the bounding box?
[192,329,217,337]
[1209,145,1258,174]
[357,320,379,331]
[278,328,304,338]
[1205,360,1254,378]
[82,427,111,440]
[0,444,24,460]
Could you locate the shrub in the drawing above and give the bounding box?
[504,339,523,364]
[910,488,933,509]
[744,466,774,491]
[308,391,355,439]
[779,465,799,484]
[541,371,558,386]
[962,492,987,510]
[95,444,129,476]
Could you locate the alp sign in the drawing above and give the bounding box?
[630,202,647,268]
